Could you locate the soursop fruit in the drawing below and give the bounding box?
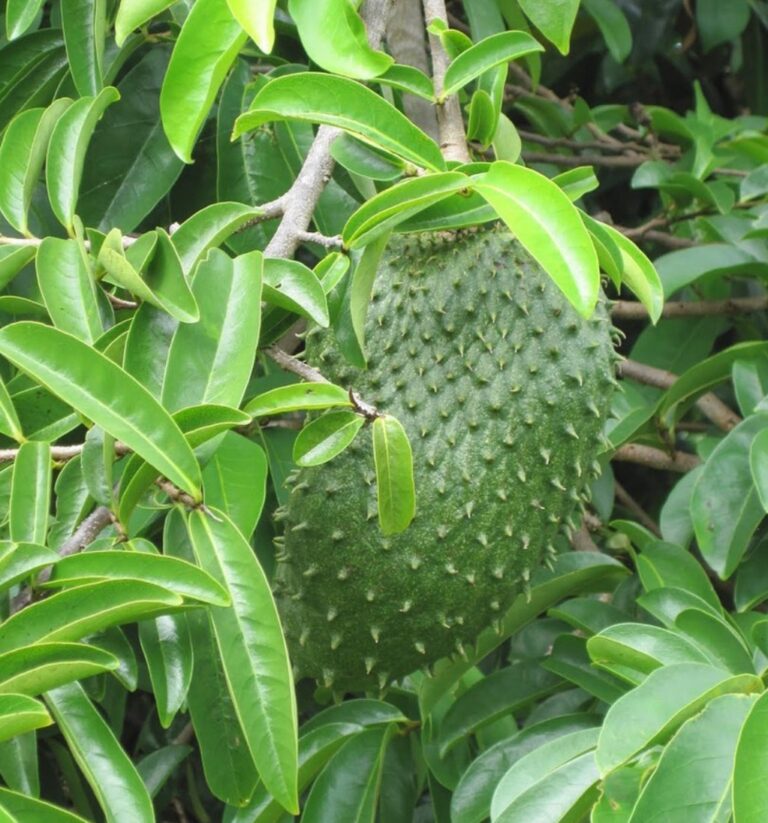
[274,225,617,692]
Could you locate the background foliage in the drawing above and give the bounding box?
[0,0,766,821]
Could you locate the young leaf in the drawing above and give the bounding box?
[114,1,175,46]
[9,441,50,545]
[293,411,365,467]
[473,161,600,317]
[582,0,633,63]
[187,509,298,814]
[263,258,329,327]
[160,0,247,162]
[517,0,580,54]
[288,0,393,79]
[234,73,446,172]
[0,542,61,595]
[441,31,543,99]
[245,383,351,417]
[45,87,120,233]
[0,323,202,498]
[45,682,154,823]
[61,0,106,97]
[226,0,278,53]
[372,415,415,535]
[0,694,51,742]
[0,100,72,235]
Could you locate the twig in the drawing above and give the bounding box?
[571,524,599,552]
[423,0,470,162]
[11,505,113,612]
[618,359,741,432]
[612,443,701,473]
[0,441,130,463]
[517,128,678,157]
[612,296,768,319]
[296,230,345,250]
[156,479,200,510]
[522,151,647,169]
[618,228,695,249]
[614,481,661,536]
[106,293,139,310]
[265,345,328,383]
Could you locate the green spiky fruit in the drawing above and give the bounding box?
[275,226,617,692]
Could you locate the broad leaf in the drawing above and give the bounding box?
[9,441,50,545]
[226,0,277,53]
[372,415,415,535]
[293,411,365,467]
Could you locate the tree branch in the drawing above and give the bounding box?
[612,443,701,472]
[614,481,661,536]
[423,0,470,162]
[612,296,768,320]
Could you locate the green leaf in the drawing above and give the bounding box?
[675,609,754,673]
[342,172,469,248]
[171,202,260,274]
[226,0,277,53]
[329,134,405,182]
[234,73,446,172]
[517,0,580,54]
[750,426,768,512]
[692,415,768,578]
[79,49,185,233]
[376,64,435,100]
[636,540,721,609]
[0,542,60,595]
[0,787,89,821]
[441,31,543,99]
[202,433,268,539]
[0,374,23,442]
[697,0,751,52]
[263,258,329,327]
[43,551,229,606]
[161,249,261,412]
[596,663,762,775]
[473,161,600,317]
[439,662,563,757]
[0,323,202,499]
[160,0,247,163]
[543,635,627,702]
[288,0,392,79]
[372,415,415,535]
[61,0,106,97]
[734,356,768,416]
[491,728,600,820]
[139,614,193,729]
[0,580,183,654]
[140,228,199,322]
[114,1,175,45]
[0,100,72,235]
[582,0,633,62]
[36,238,103,343]
[555,167,600,202]
[45,87,120,233]
[0,248,36,293]
[0,694,51,742]
[301,699,407,735]
[245,383,351,417]
[293,411,365,467]
[301,725,393,823]
[137,745,192,799]
[187,509,298,813]
[9,442,50,546]
[0,643,118,697]
[45,682,154,823]
[733,689,768,822]
[5,1,46,39]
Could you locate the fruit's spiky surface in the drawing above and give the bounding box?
[275,226,617,691]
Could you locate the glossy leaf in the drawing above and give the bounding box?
[226,0,277,53]
[293,411,365,467]
[0,542,60,594]
[9,442,50,545]
[596,663,762,775]
[160,0,247,163]
[0,643,118,697]
[45,682,154,823]
[0,787,89,821]
[43,551,229,606]
[45,87,120,233]
[675,608,754,674]
[0,247,36,292]
[0,374,23,442]
[114,1,174,45]
[245,383,351,417]
[161,249,261,411]
[0,100,72,235]
[139,614,193,729]
[5,1,46,40]
[263,257,329,327]
[442,31,543,98]
[636,540,721,609]
[376,64,435,100]
[0,694,51,742]
[234,73,446,171]
[36,238,103,343]
[289,0,393,79]
[733,689,768,822]
[517,0,580,54]
[692,415,768,578]
[473,161,600,317]
[0,323,202,498]
[61,0,106,97]
[187,509,298,813]
[372,415,415,535]
[136,744,192,799]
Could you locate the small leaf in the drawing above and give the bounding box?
[582,0,633,62]
[0,323,202,498]
[263,258,329,327]
[288,0,393,79]
[234,73,446,172]
[0,542,60,595]
[293,411,365,467]
[9,442,50,545]
[245,383,351,417]
[115,1,175,46]
[517,0,580,54]
[0,694,51,742]
[160,0,247,162]
[226,0,277,53]
[45,682,154,823]
[0,374,23,442]
[372,415,415,535]
[442,31,543,98]
[473,161,599,317]
[139,615,193,729]
[45,87,120,233]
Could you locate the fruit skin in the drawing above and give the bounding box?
[275,226,617,692]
